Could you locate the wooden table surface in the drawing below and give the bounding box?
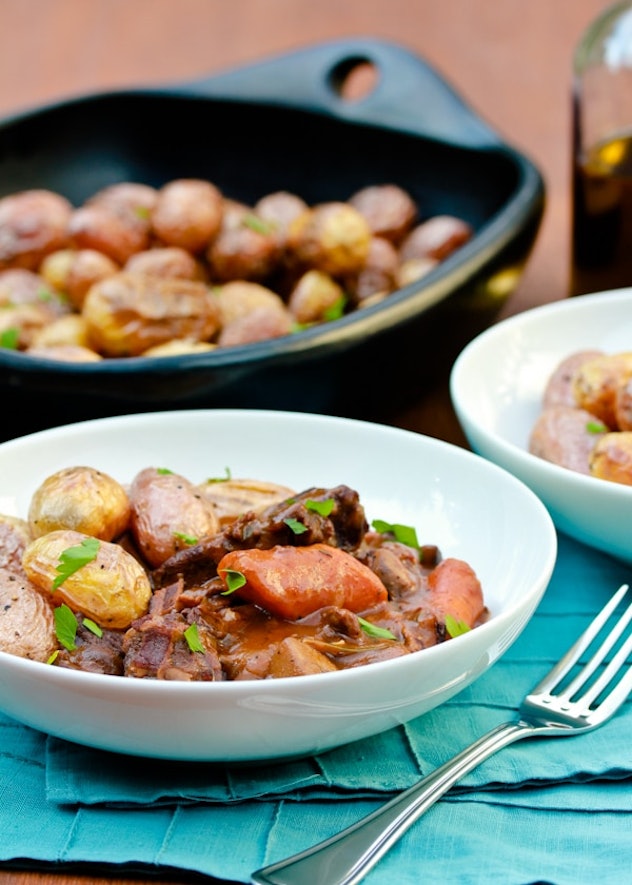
[0,1,612,883]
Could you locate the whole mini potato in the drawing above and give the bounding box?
[0,570,57,661]
[207,213,282,282]
[572,352,632,429]
[40,248,119,309]
[129,467,220,568]
[125,246,205,281]
[82,271,221,357]
[348,183,418,244]
[68,204,151,264]
[589,431,632,485]
[0,514,33,578]
[0,189,72,271]
[399,214,473,262]
[28,466,131,541]
[287,201,371,276]
[23,529,152,629]
[29,313,92,350]
[287,269,345,324]
[151,178,223,253]
[197,477,296,526]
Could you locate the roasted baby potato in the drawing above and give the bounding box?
[0,514,33,578]
[22,529,152,629]
[129,467,220,568]
[0,570,57,661]
[287,269,345,325]
[589,431,632,485]
[82,272,221,356]
[542,350,604,409]
[0,189,72,271]
[572,351,632,429]
[40,248,119,310]
[151,178,223,253]
[196,477,296,526]
[348,183,418,244]
[287,201,371,276]
[528,406,608,474]
[28,466,131,541]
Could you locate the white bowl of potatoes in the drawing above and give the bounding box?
[450,287,632,563]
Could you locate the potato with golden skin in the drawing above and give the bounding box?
[0,570,57,661]
[22,529,152,629]
[287,201,371,276]
[40,248,119,309]
[207,212,283,282]
[68,204,151,265]
[196,477,296,527]
[572,352,632,429]
[82,271,221,357]
[28,466,131,541]
[28,313,92,350]
[589,431,632,485]
[125,246,205,281]
[129,467,220,568]
[287,269,345,325]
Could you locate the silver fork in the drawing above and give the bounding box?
[251,583,632,885]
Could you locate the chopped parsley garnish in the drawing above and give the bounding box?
[241,213,274,235]
[0,328,19,350]
[305,498,334,517]
[53,604,78,651]
[284,517,308,535]
[157,467,173,475]
[173,530,198,546]
[586,420,608,434]
[52,537,100,591]
[371,519,419,549]
[220,568,247,595]
[322,295,347,322]
[184,623,205,653]
[83,618,103,638]
[205,466,232,483]
[445,615,471,638]
[357,617,396,640]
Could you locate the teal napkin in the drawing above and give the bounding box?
[1,532,631,884]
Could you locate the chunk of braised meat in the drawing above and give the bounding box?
[54,614,125,675]
[152,484,368,589]
[123,608,223,681]
[356,536,440,598]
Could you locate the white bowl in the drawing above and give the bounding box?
[0,409,556,761]
[450,287,632,564]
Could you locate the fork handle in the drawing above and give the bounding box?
[251,720,535,885]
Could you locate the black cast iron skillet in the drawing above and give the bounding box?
[0,37,544,438]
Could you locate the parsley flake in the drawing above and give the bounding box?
[445,615,471,638]
[357,617,396,640]
[284,517,308,535]
[220,568,247,595]
[0,328,19,350]
[586,420,608,434]
[184,623,205,653]
[306,498,334,517]
[205,467,232,484]
[83,618,103,638]
[54,604,78,651]
[157,467,173,475]
[52,537,100,591]
[371,519,419,549]
[323,295,347,322]
[173,530,198,546]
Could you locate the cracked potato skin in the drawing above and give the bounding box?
[22,529,152,629]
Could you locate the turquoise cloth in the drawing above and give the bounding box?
[1,532,631,884]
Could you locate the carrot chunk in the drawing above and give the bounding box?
[426,557,485,628]
[217,543,388,619]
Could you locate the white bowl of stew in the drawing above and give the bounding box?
[0,409,556,761]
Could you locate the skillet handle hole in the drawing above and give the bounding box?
[328,57,380,102]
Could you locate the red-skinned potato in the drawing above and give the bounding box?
[129,467,220,568]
